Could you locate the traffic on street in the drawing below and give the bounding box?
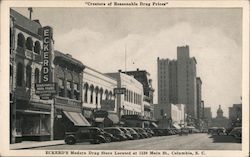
[33,128,241,150]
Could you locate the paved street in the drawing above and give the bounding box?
[33,133,241,150]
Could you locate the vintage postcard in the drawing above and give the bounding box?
[0,0,249,157]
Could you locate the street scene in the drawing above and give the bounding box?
[9,6,242,152]
[33,134,241,150]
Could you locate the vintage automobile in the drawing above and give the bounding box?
[179,128,189,136]
[100,129,119,142]
[126,128,140,140]
[65,127,107,145]
[229,127,242,141]
[133,127,150,138]
[104,127,127,141]
[216,127,227,135]
[119,127,134,140]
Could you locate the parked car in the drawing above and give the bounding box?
[65,127,107,145]
[179,128,189,136]
[119,127,134,140]
[151,128,165,136]
[104,127,127,141]
[133,128,149,138]
[100,129,119,142]
[144,128,154,137]
[125,128,140,140]
[229,127,242,141]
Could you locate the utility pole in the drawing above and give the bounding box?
[28,7,33,20]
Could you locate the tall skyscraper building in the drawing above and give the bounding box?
[196,77,202,120]
[156,45,198,120]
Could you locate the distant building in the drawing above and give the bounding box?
[158,104,185,129]
[156,45,198,121]
[204,107,212,128]
[211,105,229,128]
[229,104,242,127]
[196,77,202,120]
[106,71,150,127]
[121,69,155,120]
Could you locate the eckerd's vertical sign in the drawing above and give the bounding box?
[42,26,53,83]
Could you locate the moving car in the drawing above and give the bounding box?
[216,127,227,135]
[104,127,127,141]
[65,127,107,145]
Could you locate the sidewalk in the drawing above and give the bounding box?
[10,140,65,150]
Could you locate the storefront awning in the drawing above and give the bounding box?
[150,122,158,128]
[172,123,181,129]
[95,117,105,123]
[107,113,119,124]
[63,111,90,126]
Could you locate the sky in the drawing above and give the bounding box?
[14,7,242,118]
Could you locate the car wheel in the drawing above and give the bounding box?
[106,136,111,143]
[65,137,76,145]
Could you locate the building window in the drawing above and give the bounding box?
[34,68,40,84]
[74,83,79,100]
[160,109,164,116]
[95,88,99,104]
[58,78,64,97]
[105,90,109,100]
[34,41,41,54]
[90,87,94,104]
[16,63,23,86]
[26,37,33,51]
[26,65,32,88]
[99,89,103,103]
[84,84,88,103]
[67,81,71,98]
[17,33,25,48]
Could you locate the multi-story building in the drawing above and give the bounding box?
[201,100,205,119]
[196,77,202,120]
[121,68,155,120]
[156,45,198,121]
[211,105,229,128]
[10,8,52,143]
[204,107,212,128]
[106,71,146,127]
[177,46,197,118]
[229,104,242,127]
[52,50,89,140]
[82,66,118,127]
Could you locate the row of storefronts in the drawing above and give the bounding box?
[10,8,156,143]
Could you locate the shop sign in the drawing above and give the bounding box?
[35,83,57,100]
[41,26,53,83]
[101,100,115,111]
[114,88,126,94]
[57,114,62,119]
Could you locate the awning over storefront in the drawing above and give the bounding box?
[94,117,105,123]
[107,113,119,124]
[172,123,181,129]
[63,111,90,126]
[150,122,158,128]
